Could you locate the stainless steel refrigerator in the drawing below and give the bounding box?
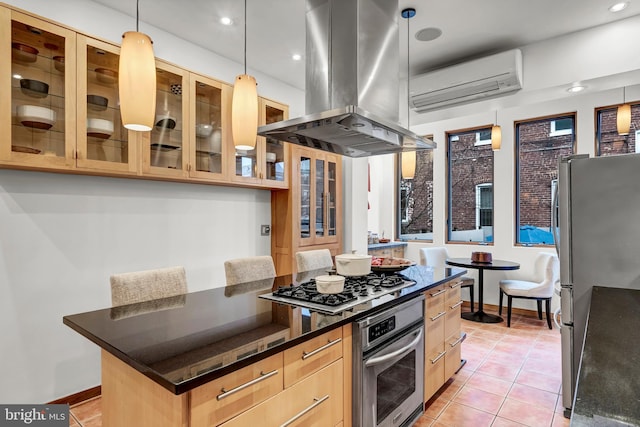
[554,153,640,417]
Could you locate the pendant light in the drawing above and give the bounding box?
[119,0,156,131]
[491,110,501,151]
[232,0,259,150]
[617,87,631,135]
[401,8,416,180]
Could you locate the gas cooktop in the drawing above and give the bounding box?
[259,272,416,314]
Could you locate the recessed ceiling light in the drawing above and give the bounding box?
[415,27,442,42]
[609,2,629,12]
[567,85,586,93]
[12,74,22,79]
[220,17,233,26]
[292,54,302,61]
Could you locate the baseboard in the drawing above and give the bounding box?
[462,301,543,317]
[48,385,101,406]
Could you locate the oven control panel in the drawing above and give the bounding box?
[368,316,396,342]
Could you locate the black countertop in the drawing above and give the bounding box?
[63,265,466,395]
[571,286,640,426]
[368,241,408,250]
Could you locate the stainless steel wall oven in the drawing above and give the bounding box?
[353,296,424,427]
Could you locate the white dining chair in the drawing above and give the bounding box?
[295,249,334,273]
[110,266,188,307]
[224,255,276,286]
[419,247,475,311]
[499,252,559,329]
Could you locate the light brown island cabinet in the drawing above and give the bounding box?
[230,98,289,189]
[1,8,77,169]
[101,325,352,427]
[423,278,464,401]
[271,145,343,275]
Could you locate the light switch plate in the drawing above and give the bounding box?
[261,225,271,236]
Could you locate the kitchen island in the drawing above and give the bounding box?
[571,286,640,426]
[63,265,466,427]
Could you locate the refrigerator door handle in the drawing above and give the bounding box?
[552,183,560,256]
[553,307,562,330]
[561,287,573,324]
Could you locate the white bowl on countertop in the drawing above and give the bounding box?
[315,275,346,294]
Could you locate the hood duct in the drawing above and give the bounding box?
[257,0,436,157]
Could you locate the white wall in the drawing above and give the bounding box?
[1,0,304,403]
[369,16,640,314]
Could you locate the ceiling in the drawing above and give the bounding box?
[92,0,639,92]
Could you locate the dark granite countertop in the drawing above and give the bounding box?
[63,265,465,395]
[368,241,408,250]
[571,286,640,426]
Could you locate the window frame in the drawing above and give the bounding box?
[396,137,435,242]
[446,125,495,245]
[515,112,576,247]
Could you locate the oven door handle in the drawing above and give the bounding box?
[364,328,423,368]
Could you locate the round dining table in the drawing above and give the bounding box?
[445,258,520,323]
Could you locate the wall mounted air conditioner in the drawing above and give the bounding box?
[410,49,523,113]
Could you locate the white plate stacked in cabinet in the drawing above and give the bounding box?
[423,279,464,401]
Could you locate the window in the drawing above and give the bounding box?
[475,129,492,146]
[475,184,493,228]
[397,145,434,241]
[447,127,494,243]
[595,103,639,156]
[516,114,575,246]
[549,118,573,136]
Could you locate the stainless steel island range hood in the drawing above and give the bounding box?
[257,0,436,157]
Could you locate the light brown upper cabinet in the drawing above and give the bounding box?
[76,35,138,175]
[230,98,289,189]
[1,4,290,191]
[187,73,232,183]
[2,9,77,169]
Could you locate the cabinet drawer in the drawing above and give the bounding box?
[424,311,445,355]
[190,353,283,427]
[391,246,404,258]
[284,328,342,388]
[444,306,461,339]
[424,342,445,401]
[445,332,464,380]
[445,282,462,308]
[424,286,445,318]
[222,359,343,427]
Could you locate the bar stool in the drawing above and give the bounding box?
[110,266,188,307]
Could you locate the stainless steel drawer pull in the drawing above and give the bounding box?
[450,300,464,309]
[430,351,446,364]
[429,289,446,297]
[302,337,342,360]
[216,369,279,401]
[449,336,464,348]
[430,311,446,321]
[280,395,330,427]
[449,281,461,289]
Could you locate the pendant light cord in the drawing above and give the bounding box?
[243,0,247,75]
[407,13,410,129]
[136,0,139,32]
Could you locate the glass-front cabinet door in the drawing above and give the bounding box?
[142,61,189,179]
[2,10,76,169]
[230,97,288,187]
[262,99,289,188]
[188,74,229,182]
[75,35,137,174]
[296,147,341,247]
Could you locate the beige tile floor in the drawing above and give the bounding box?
[68,307,569,427]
